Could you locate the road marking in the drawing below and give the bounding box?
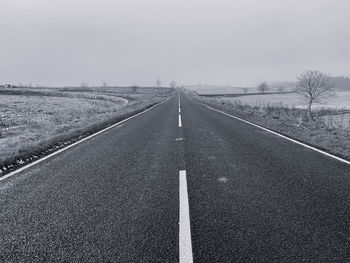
[0,98,170,182]
[179,107,181,113]
[176,138,184,141]
[179,114,182,127]
[192,98,350,166]
[179,170,193,263]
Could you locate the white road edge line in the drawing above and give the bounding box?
[179,115,182,127]
[192,98,350,166]
[179,170,193,263]
[0,98,170,182]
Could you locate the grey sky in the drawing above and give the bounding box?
[1,0,349,87]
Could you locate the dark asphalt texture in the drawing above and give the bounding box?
[1,92,349,262]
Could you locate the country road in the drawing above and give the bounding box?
[1,92,350,262]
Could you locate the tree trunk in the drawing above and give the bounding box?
[307,101,313,120]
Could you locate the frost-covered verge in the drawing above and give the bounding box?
[0,87,172,174]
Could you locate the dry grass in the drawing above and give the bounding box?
[0,87,172,169]
[321,113,350,130]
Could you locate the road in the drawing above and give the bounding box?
[1,92,349,262]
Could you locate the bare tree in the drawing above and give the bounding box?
[156,79,162,88]
[295,70,334,115]
[257,82,269,93]
[170,81,177,89]
[242,87,248,94]
[130,85,139,93]
[277,86,285,92]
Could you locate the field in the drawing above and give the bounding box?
[187,85,247,95]
[0,86,172,170]
[187,85,256,95]
[187,84,294,95]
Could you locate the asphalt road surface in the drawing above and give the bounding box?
[1,92,349,262]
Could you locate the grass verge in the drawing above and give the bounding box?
[0,87,172,176]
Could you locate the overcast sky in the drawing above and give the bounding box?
[0,0,349,87]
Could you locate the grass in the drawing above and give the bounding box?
[189,91,350,160]
[0,86,173,172]
[321,113,350,130]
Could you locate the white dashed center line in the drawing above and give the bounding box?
[179,170,193,263]
[178,95,183,128]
